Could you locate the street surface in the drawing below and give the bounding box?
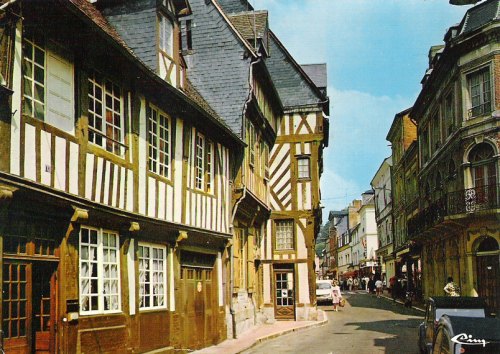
[242,292,423,354]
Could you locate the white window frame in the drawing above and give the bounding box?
[147,104,171,178]
[275,219,294,251]
[22,35,46,120]
[195,132,205,190]
[138,243,167,310]
[297,156,311,179]
[79,227,121,315]
[88,73,125,156]
[206,141,214,193]
[159,14,173,57]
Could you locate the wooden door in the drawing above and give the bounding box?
[274,270,295,320]
[476,255,499,315]
[33,263,57,354]
[2,262,31,354]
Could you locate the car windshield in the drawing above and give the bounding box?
[316,283,331,290]
[435,308,485,319]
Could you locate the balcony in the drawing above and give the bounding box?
[408,184,499,238]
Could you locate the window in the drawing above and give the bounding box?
[88,74,124,155]
[159,14,173,57]
[431,111,441,152]
[248,121,256,166]
[421,125,430,162]
[147,105,171,178]
[195,133,204,190]
[297,157,310,179]
[22,34,45,120]
[206,141,213,192]
[138,243,167,310]
[467,66,491,118]
[79,227,120,314]
[444,93,454,136]
[181,19,192,51]
[275,220,294,250]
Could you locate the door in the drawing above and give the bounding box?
[476,255,499,315]
[274,270,295,320]
[2,261,57,354]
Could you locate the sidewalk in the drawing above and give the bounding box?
[192,310,328,354]
[379,289,425,312]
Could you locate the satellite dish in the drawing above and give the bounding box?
[449,0,478,5]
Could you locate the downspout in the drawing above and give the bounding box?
[228,53,262,337]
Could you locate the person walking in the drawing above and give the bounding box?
[331,281,343,312]
[347,277,353,292]
[375,278,383,298]
[444,276,460,297]
[353,277,359,291]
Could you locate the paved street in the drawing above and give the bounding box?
[242,292,423,354]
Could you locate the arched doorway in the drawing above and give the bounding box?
[475,236,499,316]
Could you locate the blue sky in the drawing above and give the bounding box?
[254,0,473,214]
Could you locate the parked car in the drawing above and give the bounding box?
[418,296,488,354]
[433,315,500,354]
[316,279,333,304]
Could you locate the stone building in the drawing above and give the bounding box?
[408,0,500,315]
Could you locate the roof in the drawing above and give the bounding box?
[301,64,328,89]
[429,296,488,309]
[459,0,500,35]
[227,10,268,41]
[64,0,242,146]
[442,315,500,341]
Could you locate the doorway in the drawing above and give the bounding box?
[2,261,58,354]
[475,236,499,316]
[274,269,295,320]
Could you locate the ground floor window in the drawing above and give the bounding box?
[79,227,121,314]
[138,243,167,310]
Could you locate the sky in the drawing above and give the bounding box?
[253,0,474,214]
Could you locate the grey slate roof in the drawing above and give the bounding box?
[301,64,327,90]
[267,31,326,109]
[459,0,500,35]
[216,0,253,14]
[101,0,158,72]
[185,0,256,137]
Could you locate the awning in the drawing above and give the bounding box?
[396,247,410,258]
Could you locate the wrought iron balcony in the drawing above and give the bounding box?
[408,184,499,238]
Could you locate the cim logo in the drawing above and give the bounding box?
[451,333,489,348]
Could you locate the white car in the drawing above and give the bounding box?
[316,280,333,304]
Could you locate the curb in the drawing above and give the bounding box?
[380,294,425,313]
[235,310,329,354]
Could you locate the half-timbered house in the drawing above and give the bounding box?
[0,0,243,352]
[179,0,282,338]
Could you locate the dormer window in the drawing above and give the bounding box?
[159,14,173,57]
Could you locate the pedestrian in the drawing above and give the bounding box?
[347,277,353,292]
[375,279,383,298]
[389,275,397,294]
[368,277,375,294]
[444,276,460,297]
[331,280,342,312]
[353,277,359,291]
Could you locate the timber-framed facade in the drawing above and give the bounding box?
[0,0,243,352]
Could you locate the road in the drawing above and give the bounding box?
[242,292,424,354]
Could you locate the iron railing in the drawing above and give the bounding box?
[407,184,499,238]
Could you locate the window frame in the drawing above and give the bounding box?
[147,104,171,179]
[195,132,205,190]
[275,219,294,251]
[88,73,125,156]
[159,13,174,58]
[22,34,46,121]
[79,226,121,316]
[138,242,168,311]
[297,156,311,180]
[466,65,492,119]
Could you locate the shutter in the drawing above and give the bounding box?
[46,49,74,133]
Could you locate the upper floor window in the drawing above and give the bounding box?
[88,73,124,156]
[247,121,256,166]
[23,35,45,120]
[275,219,294,250]
[469,143,497,188]
[79,227,121,315]
[180,19,192,51]
[195,133,205,190]
[138,243,167,310]
[444,92,455,136]
[147,105,171,178]
[467,66,491,118]
[297,157,311,179]
[159,14,173,57]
